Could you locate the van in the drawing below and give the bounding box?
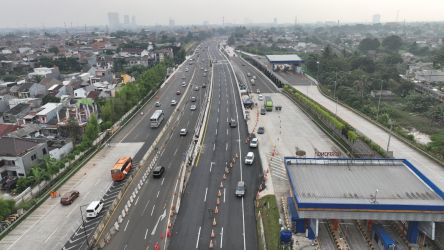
[86,201,104,218]
[245,152,254,165]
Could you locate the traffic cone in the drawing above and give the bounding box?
[168,222,172,228]
[166,228,171,238]
[223,174,226,180]
[225,167,229,174]
[209,239,214,248]
[217,189,222,197]
[216,197,220,205]
[220,182,223,188]
[211,229,215,238]
[236,153,239,158]
[214,206,219,214]
[212,217,217,226]
[154,241,160,250]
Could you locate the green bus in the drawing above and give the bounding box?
[264,96,273,111]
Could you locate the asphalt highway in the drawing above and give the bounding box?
[169,40,259,250]
[103,45,212,250]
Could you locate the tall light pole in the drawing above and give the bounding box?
[376,80,383,120]
[387,119,393,153]
[316,61,320,84]
[334,71,338,115]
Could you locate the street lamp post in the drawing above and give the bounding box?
[334,71,338,115]
[79,204,90,249]
[316,61,320,84]
[387,119,393,153]
[376,80,383,120]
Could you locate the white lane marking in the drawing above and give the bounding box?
[223,188,226,203]
[213,143,216,151]
[134,196,140,205]
[226,129,228,135]
[151,209,166,235]
[226,107,228,113]
[217,117,219,123]
[226,143,228,151]
[204,187,208,202]
[210,162,215,172]
[196,226,201,248]
[144,228,149,239]
[218,107,219,113]
[151,205,156,216]
[142,199,151,214]
[220,227,224,248]
[124,220,130,232]
[226,118,228,122]
[161,177,165,186]
[216,128,218,135]
[44,227,58,243]
[174,148,178,156]
[157,190,160,198]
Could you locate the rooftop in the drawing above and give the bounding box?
[285,157,444,221]
[265,54,303,63]
[0,137,41,157]
[36,103,61,116]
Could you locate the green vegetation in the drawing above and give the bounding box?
[256,195,280,250]
[38,57,83,74]
[0,199,15,221]
[99,62,168,130]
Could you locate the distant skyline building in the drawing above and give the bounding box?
[124,15,130,26]
[131,16,136,26]
[169,18,175,26]
[107,12,120,31]
[273,17,277,25]
[372,14,381,24]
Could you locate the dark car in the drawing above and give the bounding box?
[176,90,181,95]
[235,181,246,197]
[60,190,80,205]
[257,127,265,134]
[229,119,237,128]
[202,84,206,88]
[260,108,266,115]
[153,166,165,178]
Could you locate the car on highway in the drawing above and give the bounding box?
[86,200,104,218]
[185,68,189,72]
[245,152,254,165]
[203,73,207,77]
[60,190,80,205]
[235,181,246,197]
[190,104,197,111]
[200,67,204,70]
[191,96,196,102]
[181,82,187,87]
[194,86,199,91]
[258,94,263,101]
[176,90,181,95]
[229,119,237,128]
[171,99,177,106]
[202,83,207,88]
[153,166,165,178]
[257,127,265,134]
[256,89,261,94]
[204,68,208,72]
[260,108,266,115]
[180,128,187,136]
[155,101,161,107]
[249,138,258,148]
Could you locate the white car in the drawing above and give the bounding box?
[181,81,187,87]
[245,152,254,165]
[258,94,263,101]
[171,100,177,106]
[180,128,187,136]
[249,138,258,148]
[190,105,197,111]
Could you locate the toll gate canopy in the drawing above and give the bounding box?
[265,54,304,64]
[284,157,444,221]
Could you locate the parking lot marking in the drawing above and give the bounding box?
[204,187,208,202]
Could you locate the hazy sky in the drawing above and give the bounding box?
[1,0,443,28]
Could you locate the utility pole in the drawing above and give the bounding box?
[376,80,383,120]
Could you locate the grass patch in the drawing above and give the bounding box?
[257,195,280,250]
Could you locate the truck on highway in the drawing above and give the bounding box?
[150,110,165,128]
[111,157,133,181]
[264,96,273,111]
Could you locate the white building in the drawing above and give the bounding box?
[36,103,62,124]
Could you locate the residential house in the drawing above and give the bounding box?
[35,103,62,124]
[0,137,48,177]
[39,77,62,91]
[3,103,31,124]
[28,67,60,80]
[0,124,20,137]
[10,82,47,98]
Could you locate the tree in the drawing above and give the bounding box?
[0,199,15,221]
[83,115,99,145]
[358,38,380,52]
[382,35,402,51]
[404,93,434,112]
[430,131,444,158]
[383,53,403,65]
[48,46,59,55]
[227,35,235,45]
[42,95,60,105]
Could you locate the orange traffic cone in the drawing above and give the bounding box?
[214,206,219,214]
[223,174,226,180]
[216,197,220,205]
[154,241,160,250]
[220,182,223,188]
[212,217,217,226]
[166,228,171,238]
[211,229,215,238]
[209,239,214,248]
[217,189,222,197]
